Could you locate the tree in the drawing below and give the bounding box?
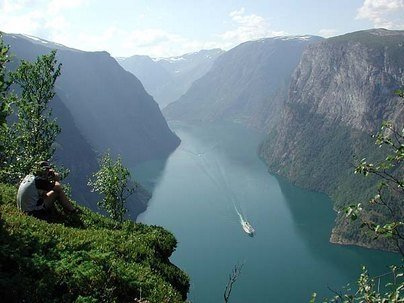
[224,263,243,303]
[350,121,403,254]
[312,90,403,302]
[310,264,403,303]
[0,49,61,183]
[0,36,10,124]
[0,35,12,167]
[88,152,137,225]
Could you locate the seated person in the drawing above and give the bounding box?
[16,161,76,220]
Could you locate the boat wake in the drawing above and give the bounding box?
[182,144,255,236]
[235,206,255,236]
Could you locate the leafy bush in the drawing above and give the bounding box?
[310,265,403,303]
[0,43,62,184]
[88,152,137,225]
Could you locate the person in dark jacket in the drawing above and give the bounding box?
[16,161,76,220]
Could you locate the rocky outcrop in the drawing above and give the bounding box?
[259,29,404,250]
[286,29,403,132]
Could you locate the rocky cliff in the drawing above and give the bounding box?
[51,95,99,208]
[259,29,404,250]
[163,36,323,131]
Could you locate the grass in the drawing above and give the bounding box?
[0,183,189,303]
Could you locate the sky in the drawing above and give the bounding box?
[0,0,403,58]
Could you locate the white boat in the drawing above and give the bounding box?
[234,205,255,236]
[241,220,255,236]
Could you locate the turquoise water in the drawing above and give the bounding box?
[133,122,400,303]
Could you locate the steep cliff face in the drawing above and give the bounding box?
[259,29,404,250]
[52,98,151,215]
[51,95,99,209]
[55,50,180,165]
[287,29,403,132]
[163,36,323,131]
[118,49,223,108]
[4,33,180,166]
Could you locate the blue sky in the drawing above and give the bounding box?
[0,0,403,57]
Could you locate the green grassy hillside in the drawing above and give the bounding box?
[0,184,189,303]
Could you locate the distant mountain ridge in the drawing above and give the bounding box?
[4,33,180,215]
[163,35,323,130]
[118,49,224,108]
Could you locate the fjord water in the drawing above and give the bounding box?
[134,122,399,303]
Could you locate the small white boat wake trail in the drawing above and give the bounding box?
[234,205,244,224]
[181,145,233,220]
[234,204,255,236]
[182,145,255,235]
[214,155,255,236]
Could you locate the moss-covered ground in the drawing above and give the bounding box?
[0,184,189,303]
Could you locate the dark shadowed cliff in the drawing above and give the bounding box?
[4,33,179,165]
[4,33,179,214]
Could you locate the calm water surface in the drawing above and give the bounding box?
[133,122,399,303]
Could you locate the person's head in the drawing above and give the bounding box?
[34,161,53,178]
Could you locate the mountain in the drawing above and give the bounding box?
[119,55,173,99]
[163,36,323,130]
[52,96,151,217]
[51,95,99,208]
[4,33,179,215]
[118,49,224,108]
[258,29,404,251]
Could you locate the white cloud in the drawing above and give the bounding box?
[218,7,287,49]
[0,9,43,34]
[121,29,204,57]
[0,0,88,40]
[47,0,87,14]
[0,0,204,57]
[71,26,120,53]
[57,26,188,58]
[356,0,404,29]
[0,0,34,14]
[318,28,339,38]
[0,3,288,57]
[127,29,179,48]
[61,25,225,58]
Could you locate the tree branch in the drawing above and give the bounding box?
[224,263,244,303]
